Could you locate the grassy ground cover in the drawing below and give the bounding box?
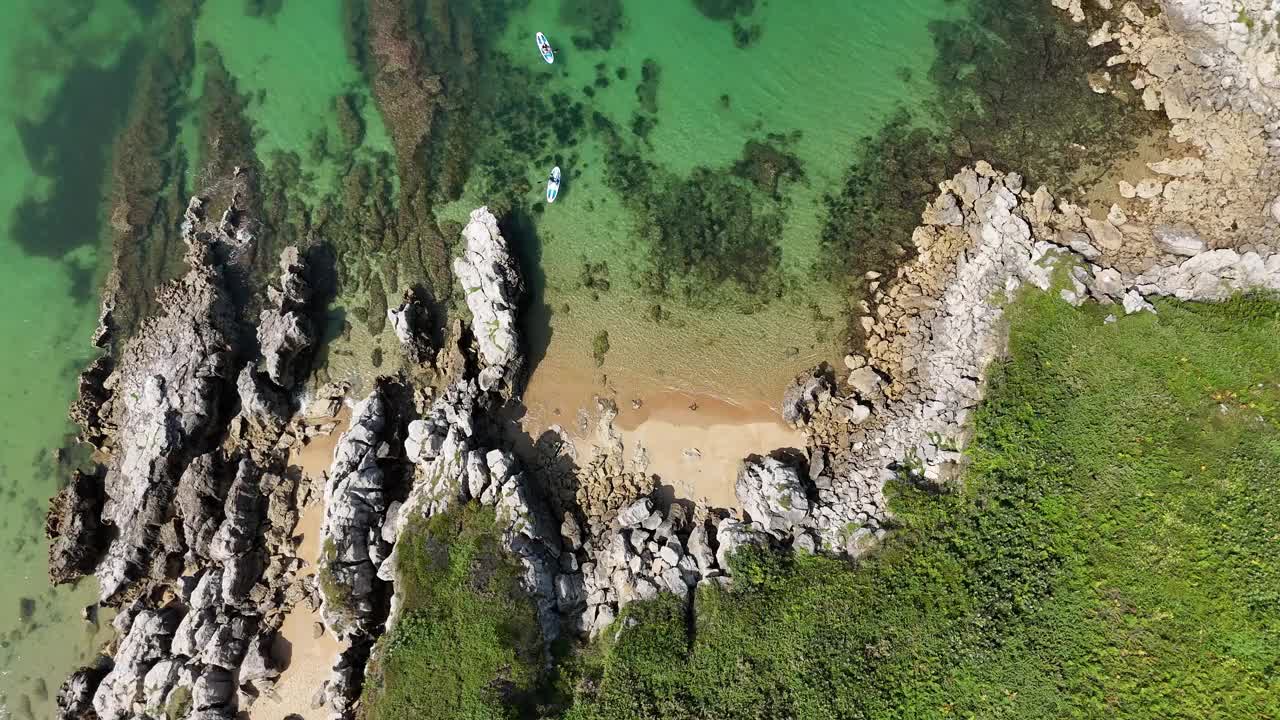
[359,505,547,720]
[562,291,1280,719]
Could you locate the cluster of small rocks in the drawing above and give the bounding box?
[548,405,778,638]
[574,497,735,638]
[1133,245,1280,297]
[557,400,655,538]
[1066,0,1280,253]
[777,371,893,555]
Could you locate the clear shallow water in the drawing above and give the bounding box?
[0,2,144,716]
[445,0,961,404]
[0,0,964,714]
[194,0,395,199]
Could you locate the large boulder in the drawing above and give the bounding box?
[386,287,434,365]
[1153,225,1206,256]
[735,455,812,538]
[235,365,288,438]
[92,609,179,720]
[256,246,315,389]
[320,384,396,638]
[174,454,229,562]
[781,371,831,427]
[56,666,109,720]
[46,470,107,585]
[452,208,524,393]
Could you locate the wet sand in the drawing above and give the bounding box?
[619,393,806,508]
[522,359,804,509]
[250,413,350,720]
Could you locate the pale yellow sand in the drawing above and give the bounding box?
[522,360,805,509]
[251,414,350,720]
[617,391,805,509]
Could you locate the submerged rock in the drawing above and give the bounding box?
[46,470,107,585]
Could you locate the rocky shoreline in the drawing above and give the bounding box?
[49,190,330,720]
[41,2,1280,719]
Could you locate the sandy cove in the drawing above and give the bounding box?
[520,353,805,509]
[250,411,349,720]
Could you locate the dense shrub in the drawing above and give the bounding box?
[360,506,546,720]
[562,293,1280,719]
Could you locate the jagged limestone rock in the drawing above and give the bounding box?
[452,207,523,394]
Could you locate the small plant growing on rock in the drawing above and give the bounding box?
[592,330,611,367]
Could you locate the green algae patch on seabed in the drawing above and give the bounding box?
[0,1,150,717]
[437,0,963,409]
[560,292,1280,720]
[193,0,395,202]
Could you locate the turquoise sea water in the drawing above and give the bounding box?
[440,0,962,407]
[0,1,966,715]
[0,2,144,717]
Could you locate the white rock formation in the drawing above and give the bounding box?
[453,207,523,393]
[319,384,395,639]
[779,161,1280,557]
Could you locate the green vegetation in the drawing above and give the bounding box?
[817,109,949,291]
[593,131,793,305]
[317,538,353,634]
[360,505,546,720]
[579,258,611,298]
[691,0,755,21]
[560,0,626,51]
[1237,5,1255,30]
[592,330,611,367]
[560,292,1280,719]
[639,168,786,304]
[691,0,761,47]
[164,685,192,720]
[244,0,283,20]
[731,135,806,198]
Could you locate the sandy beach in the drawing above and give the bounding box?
[250,413,350,720]
[619,394,805,508]
[522,357,804,508]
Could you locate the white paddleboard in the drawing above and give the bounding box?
[535,32,555,64]
[547,166,561,203]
